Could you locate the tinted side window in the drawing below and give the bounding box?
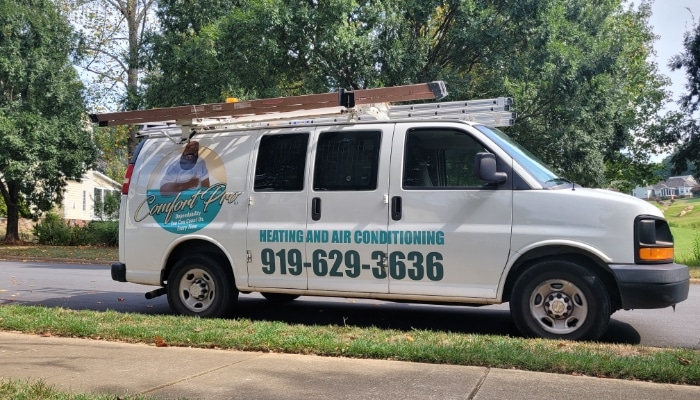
[313,131,381,191]
[403,129,488,189]
[254,133,309,191]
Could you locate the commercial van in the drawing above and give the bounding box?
[94,82,689,341]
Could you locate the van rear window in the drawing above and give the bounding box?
[313,131,381,191]
[254,133,309,191]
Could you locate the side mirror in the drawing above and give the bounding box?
[475,152,507,184]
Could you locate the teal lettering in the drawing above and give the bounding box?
[260,229,305,243]
[307,230,329,243]
[351,230,445,245]
[332,230,352,243]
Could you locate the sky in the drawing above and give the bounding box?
[648,0,700,109]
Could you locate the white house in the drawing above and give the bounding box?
[631,186,653,199]
[631,175,698,200]
[58,170,121,224]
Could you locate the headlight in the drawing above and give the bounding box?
[634,216,674,264]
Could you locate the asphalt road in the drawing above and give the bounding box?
[1,260,698,349]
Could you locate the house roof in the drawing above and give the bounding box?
[666,175,698,188]
[653,175,698,190]
[75,170,122,190]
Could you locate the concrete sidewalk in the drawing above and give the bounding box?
[1,332,699,400]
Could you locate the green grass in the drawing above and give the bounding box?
[660,197,700,268]
[0,378,158,400]
[0,305,699,386]
[0,244,117,263]
[663,197,700,227]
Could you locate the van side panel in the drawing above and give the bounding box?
[122,133,254,285]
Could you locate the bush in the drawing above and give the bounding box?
[33,214,118,246]
[86,221,118,246]
[69,224,92,246]
[33,213,72,245]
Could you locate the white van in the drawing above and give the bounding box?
[95,83,689,341]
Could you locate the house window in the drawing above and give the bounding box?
[93,187,105,218]
[82,191,86,211]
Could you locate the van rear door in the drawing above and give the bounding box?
[247,128,311,289]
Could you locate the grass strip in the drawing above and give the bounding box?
[0,245,117,264]
[0,378,160,400]
[1,305,698,385]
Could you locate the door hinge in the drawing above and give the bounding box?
[246,250,252,263]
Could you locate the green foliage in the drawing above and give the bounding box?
[0,0,98,242]
[86,221,119,246]
[141,0,670,188]
[33,213,73,245]
[92,190,120,221]
[32,214,117,246]
[93,125,128,183]
[666,11,700,174]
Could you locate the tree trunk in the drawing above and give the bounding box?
[1,179,24,243]
[0,180,20,243]
[3,202,20,243]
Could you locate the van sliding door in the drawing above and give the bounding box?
[305,124,394,293]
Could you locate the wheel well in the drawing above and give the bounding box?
[503,246,622,311]
[162,240,233,285]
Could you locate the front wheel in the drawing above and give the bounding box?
[167,254,238,318]
[510,260,611,341]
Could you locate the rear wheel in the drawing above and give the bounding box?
[167,254,238,318]
[510,259,610,341]
[261,293,300,303]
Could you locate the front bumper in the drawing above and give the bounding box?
[609,262,689,309]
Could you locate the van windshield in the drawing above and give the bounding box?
[475,125,563,186]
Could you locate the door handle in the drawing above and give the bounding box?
[312,197,321,221]
[391,196,402,221]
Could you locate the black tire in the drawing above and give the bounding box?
[510,259,611,341]
[166,254,238,318]
[261,293,300,303]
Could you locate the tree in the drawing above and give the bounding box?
[0,0,98,243]
[93,124,128,182]
[668,12,700,174]
[142,0,670,187]
[69,0,157,157]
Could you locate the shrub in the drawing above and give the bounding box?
[86,221,118,246]
[33,213,72,245]
[68,224,92,246]
[32,214,118,246]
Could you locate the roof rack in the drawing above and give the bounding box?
[90,81,515,139]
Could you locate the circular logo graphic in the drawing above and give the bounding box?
[145,141,227,234]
